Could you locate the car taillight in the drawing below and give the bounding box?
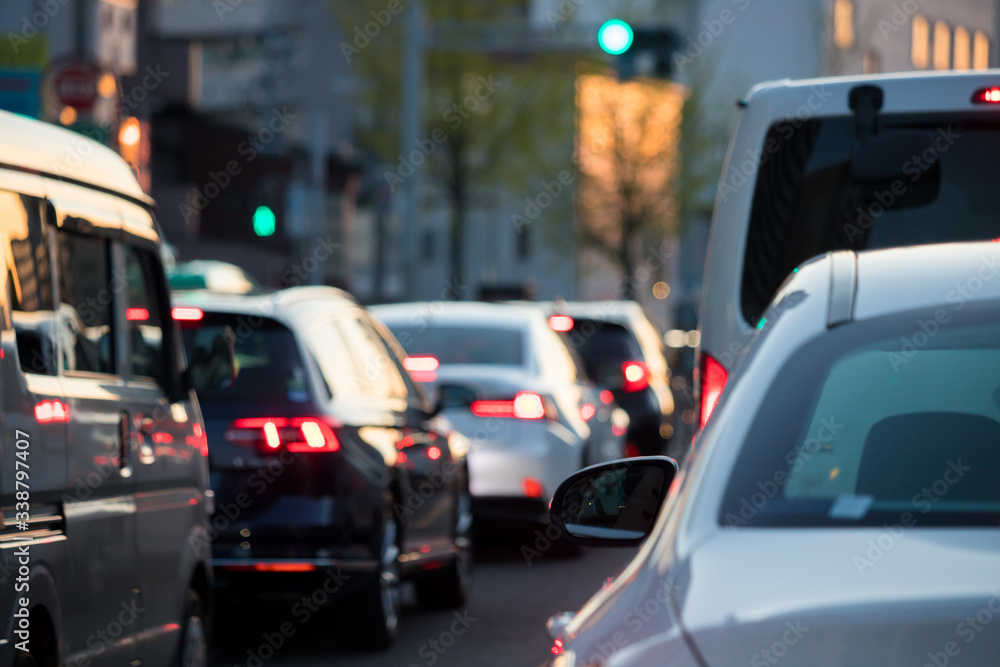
[580,403,596,421]
[35,399,69,423]
[470,391,551,420]
[224,417,340,453]
[699,353,728,430]
[172,307,204,321]
[548,314,574,332]
[522,477,544,498]
[402,355,439,382]
[621,361,649,393]
[972,86,1000,104]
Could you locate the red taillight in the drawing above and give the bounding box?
[621,361,649,393]
[470,391,549,420]
[192,423,208,456]
[224,417,340,453]
[699,353,729,429]
[548,314,574,332]
[35,399,69,423]
[973,87,1000,103]
[551,637,564,655]
[223,563,317,573]
[172,307,204,321]
[580,403,596,421]
[427,446,442,460]
[403,355,439,382]
[522,478,544,498]
[599,389,614,405]
[624,442,641,458]
[125,307,149,321]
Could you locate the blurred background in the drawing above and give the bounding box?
[1,0,995,335]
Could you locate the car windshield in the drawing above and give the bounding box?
[180,313,312,404]
[720,303,1000,528]
[389,324,524,366]
[741,111,1000,325]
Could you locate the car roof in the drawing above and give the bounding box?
[0,109,152,206]
[772,242,1000,328]
[531,300,645,326]
[743,68,1000,115]
[369,301,544,329]
[172,286,358,325]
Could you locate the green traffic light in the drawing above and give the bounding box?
[253,205,276,237]
[598,19,634,55]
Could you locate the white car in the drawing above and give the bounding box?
[370,302,628,529]
[547,242,1000,667]
[698,69,1000,431]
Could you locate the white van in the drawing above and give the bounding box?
[697,70,1000,429]
[0,110,224,667]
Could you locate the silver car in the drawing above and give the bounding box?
[370,302,627,528]
[547,242,1000,666]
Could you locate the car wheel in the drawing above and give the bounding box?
[13,648,38,667]
[177,590,208,667]
[351,519,401,650]
[415,493,473,609]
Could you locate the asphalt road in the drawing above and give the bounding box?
[210,539,638,667]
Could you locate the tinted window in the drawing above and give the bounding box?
[124,245,169,384]
[720,306,1000,528]
[2,193,55,375]
[390,325,524,366]
[56,231,115,375]
[741,112,1000,325]
[567,321,641,363]
[181,313,310,404]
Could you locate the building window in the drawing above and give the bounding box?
[422,230,436,261]
[834,0,855,49]
[974,30,990,69]
[517,226,531,260]
[863,49,880,74]
[912,15,929,68]
[953,26,971,70]
[933,21,951,70]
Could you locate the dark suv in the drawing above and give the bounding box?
[537,301,676,459]
[174,286,472,649]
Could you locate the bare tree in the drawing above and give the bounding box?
[575,70,685,298]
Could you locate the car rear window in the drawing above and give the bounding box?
[720,304,1000,528]
[741,111,1000,325]
[566,320,642,363]
[389,325,523,366]
[180,312,311,404]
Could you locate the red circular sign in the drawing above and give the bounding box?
[53,62,101,111]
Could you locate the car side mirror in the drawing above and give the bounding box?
[181,325,237,396]
[550,457,677,547]
[434,383,477,415]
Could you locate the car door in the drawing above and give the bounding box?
[49,191,139,667]
[120,238,202,664]
[367,315,461,558]
[343,315,457,564]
